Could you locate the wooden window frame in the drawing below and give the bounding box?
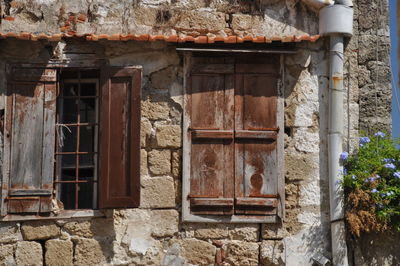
[182,52,285,223]
[0,64,142,220]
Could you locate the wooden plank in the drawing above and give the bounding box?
[7,198,40,213]
[236,64,278,74]
[191,64,234,74]
[235,130,277,140]
[190,198,234,206]
[41,81,57,212]
[235,197,278,207]
[191,130,233,139]
[12,68,57,82]
[9,190,52,196]
[99,66,141,209]
[10,82,45,192]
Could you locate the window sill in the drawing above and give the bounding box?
[0,209,109,222]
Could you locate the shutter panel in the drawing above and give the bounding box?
[1,67,57,215]
[188,61,235,215]
[99,66,141,208]
[234,61,280,215]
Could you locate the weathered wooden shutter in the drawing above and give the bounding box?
[183,54,283,222]
[234,60,280,215]
[1,67,57,215]
[187,58,235,215]
[99,66,141,208]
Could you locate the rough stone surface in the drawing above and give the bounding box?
[0,244,15,265]
[0,223,22,244]
[260,240,285,266]
[15,241,43,266]
[225,241,259,266]
[45,239,73,266]
[148,149,171,175]
[169,239,216,266]
[151,209,179,237]
[186,223,229,239]
[262,224,288,240]
[63,219,114,238]
[21,221,60,240]
[141,149,148,175]
[171,150,181,178]
[228,224,259,241]
[141,118,153,147]
[74,238,106,265]
[142,100,170,120]
[155,125,181,148]
[141,176,175,208]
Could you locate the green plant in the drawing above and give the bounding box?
[341,132,400,236]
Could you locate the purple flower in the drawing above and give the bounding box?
[340,152,349,161]
[371,188,378,193]
[374,131,386,138]
[386,191,394,196]
[359,137,371,145]
[394,172,400,179]
[384,158,395,163]
[351,175,356,180]
[384,163,396,170]
[364,177,376,183]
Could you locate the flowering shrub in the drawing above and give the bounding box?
[341,132,400,236]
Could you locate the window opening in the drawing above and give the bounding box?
[55,70,99,210]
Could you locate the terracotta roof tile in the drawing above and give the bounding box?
[0,32,321,44]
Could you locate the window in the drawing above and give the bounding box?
[0,66,142,216]
[182,53,284,223]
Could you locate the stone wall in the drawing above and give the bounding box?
[0,37,336,265]
[0,0,393,265]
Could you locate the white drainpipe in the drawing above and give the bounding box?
[319,3,353,266]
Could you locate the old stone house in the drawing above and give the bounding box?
[0,0,394,265]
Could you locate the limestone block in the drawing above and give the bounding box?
[21,221,60,240]
[148,149,171,175]
[63,221,92,238]
[141,149,149,175]
[155,125,181,148]
[0,244,15,265]
[151,209,179,237]
[141,118,153,147]
[231,14,253,31]
[262,224,288,240]
[0,223,22,244]
[141,176,175,208]
[151,66,177,89]
[299,181,321,206]
[228,224,259,241]
[225,241,259,266]
[142,99,170,120]
[285,152,319,182]
[63,218,114,238]
[45,239,73,266]
[260,240,285,266]
[15,241,43,266]
[174,11,226,33]
[74,238,106,265]
[190,223,229,239]
[169,238,216,265]
[171,150,181,178]
[293,128,319,153]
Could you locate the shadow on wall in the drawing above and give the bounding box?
[350,231,400,266]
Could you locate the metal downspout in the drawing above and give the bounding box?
[319,3,353,266]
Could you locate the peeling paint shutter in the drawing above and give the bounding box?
[234,59,280,215]
[99,66,141,209]
[1,67,57,215]
[185,54,282,220]
[188,59,235,215]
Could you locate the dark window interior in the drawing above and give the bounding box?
[55,69,99,210]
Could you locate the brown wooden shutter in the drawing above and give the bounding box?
[188,59,235,215]
[99,66,141,208]
[234,59,280,215]
[1,67,57,215]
